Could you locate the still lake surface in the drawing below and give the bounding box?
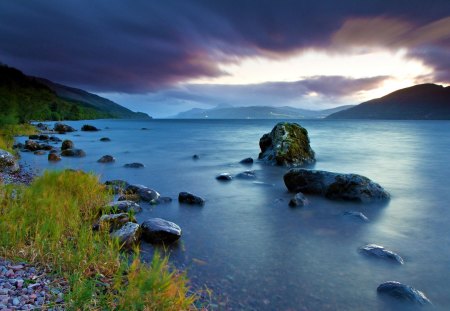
[18,119,450,310]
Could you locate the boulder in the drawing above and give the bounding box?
[54,123,75,133]
[40,144,53,151]
[61,140,74,150]
[377,281,431,305]
[289,192,308,207]
[124,162,144,168]
[0,149,19,173]
[284,169,390,203]
[360,244,404,264]
[125,184,160,202]
[141,218,182,244]
[216,173,232,181]
[258,122,315,166]
[343,211,369,222]
[94,213,135,231]
[49,136,62,142]
[106,200,142,214]
[178,192,205,205]
[105,180,130,194]
[48,153,61,162]
[240,157,254,164]
[24,140,41,151]
[110,222,141,249]
[28,134,39,140]
[13,142,24,150]
[38,134,49,141]
[98,155,115,163]
[36,123,51,131]
[60,149,86,157]
[81,124,99,131]
[235,170,256,179]
[100,137,111,142]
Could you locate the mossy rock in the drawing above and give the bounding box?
[258,122,315,166]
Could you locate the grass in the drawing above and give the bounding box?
[0,170,197,310]
[0,123,37,152]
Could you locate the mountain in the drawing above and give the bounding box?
[174,105,354,119]
[327,84,450,120]
[0,64,150,125]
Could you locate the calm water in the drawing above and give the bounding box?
[18,119,450,310]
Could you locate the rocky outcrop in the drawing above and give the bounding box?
[54,123,75,133]
[258,122,315,166]
[110,222,141,249]
[60,149,86,157]
[107,200,142,213]
[360,244,404,264]
[97,155,115,163]
[178,192,205,205]
[377,281,431,305]
[61,140,74,150]
[284,169,389,203]
[124,162,144,168]
[81,124,99,131]
[289,192,308,207]
[141,218,182,244]
[0,149,19,173]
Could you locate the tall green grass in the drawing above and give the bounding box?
[0,123,37,152]
[0,170,197,310]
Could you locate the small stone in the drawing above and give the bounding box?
[216,173,232,181]
[12,298,20,306]
[289,192,308,207]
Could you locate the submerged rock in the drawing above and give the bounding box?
[54,123,75,133]
[216,173,233,181]
[61,140,74,150]
[0,149,19,173]
[98,155,115,163]
[38,134,49,141]
[236,170,256,179]
[49,136,62,142]
[284,169,389,203]
[192,154,199,160]
[178,192,205,205]
[240,157,254,164]
[141,218,182,244]
[155,197,173,204]
[258,122,315,167]
[33,150,46,156]
[289,192,308,207]
[81,124,99,131]
[343,211,369,222]
[360,244,404,264]
[95,213,135,231]
[107,200,142,213]
[110,222,141,249]
[40,144,53,151]
[124,162,144,168]
[377,281,431,305]
[105,180,130,194]
[60,149,86,157]
[100,137,111,142]
[48,153,61,162]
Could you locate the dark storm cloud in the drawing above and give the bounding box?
[0,0,449,92]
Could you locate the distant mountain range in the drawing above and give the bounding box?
[327,84,450,120]
[0,64,150,124]
[174,104,355,119]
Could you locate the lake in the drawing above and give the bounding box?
[17,119,450,310]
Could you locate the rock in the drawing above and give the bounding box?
[192,154,199,160]
[38,134,49,141]
[240,157,254,164]
[155,197,172,204]
[178,192,205,205]
[33,150,46,155]
[95,213,135,231]
[377,281,431,305]
[24,140,41,151]
[49,136,62,142]
[61,140,74,150]
[0,149,19,173]
[48,153,61,162]
[236,170,256,179]
[289,192,308,207]
[81,124,99,131]
[360,244,404,264]
[60,149,86,157]
[141,127,149,130]
[283,169,390,203]
[110,222,141,249]
[36,122,51,131]
[258,122,315,166]
[54,123,75,133]
[100,137,111,142]
[216,173,233,181]
[141,218,182,244]
[13,142,24,150]
[125,184,160,202]
[117,194,140,202]
[124,162,144,168]
[97,155,115,163]
[28,134,39,140]
[107,200,142,213]
[40,144,53,151]
[104,180,130,194]
[343,211,369,222]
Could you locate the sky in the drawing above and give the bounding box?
[0,1,449,117]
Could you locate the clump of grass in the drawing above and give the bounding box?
[0,123,37,152]
[0,170,197,310]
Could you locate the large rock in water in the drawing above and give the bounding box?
[141,218,182,244]
[125,184,160,202]
[54,123,75,133]
[284,169,389,203]
[377,281,431,305]
[258,122,315,166]
[0,149,19,173]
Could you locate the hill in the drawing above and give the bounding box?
[174,105,354,119]
[0,64,150,125]
[327,84,450,120]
